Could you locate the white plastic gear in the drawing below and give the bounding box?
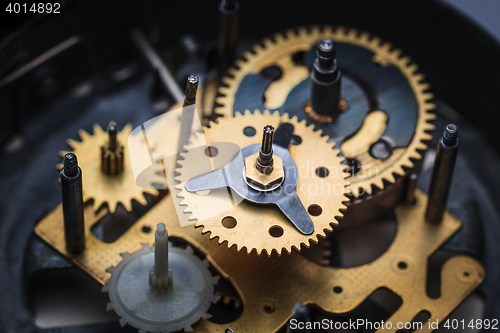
[102,243,220,333]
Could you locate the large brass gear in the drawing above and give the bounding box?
[58,124,163,213]
[215,25,435,197]
[175,110,349,256]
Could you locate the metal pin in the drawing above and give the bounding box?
[218,0,240,74]
[149,223,173,293]
[425,124,459,223]
[108,121,118,151]
[177,75,199,156]
[61,153,85,254]
[310,38,342,120]
[406,173,418,205]
[131,29,183,111]
[257,125,274,174]
[184,75,199,106]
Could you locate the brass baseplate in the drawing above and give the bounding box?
[35,189,484,332]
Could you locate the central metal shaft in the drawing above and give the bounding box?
[184,75,199,106]
[309,38,342,121]
[257,125,274,174]
[108,122,118,151]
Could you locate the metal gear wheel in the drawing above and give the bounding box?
[215,25,435,197]
[58,123,163,213]
[102,243,220,333]
[175,110,349,255]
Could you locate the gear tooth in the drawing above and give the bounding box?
[212,275,220,284]
[227,67,237,76]
[384,173,396,184]
[218,86,229,95]
[106,302,113,312]
[136,194,148,207]
[393,48,402,58]
[286,29,296,38]
[212,295,221,303]
[105,266,115,273]
[416,74,426,83]
[93,123,104,136]
[201,258,209,267]
[121,123,133,136]
[379,42,391,52]
[118,317,127,328]
[101,284,109,293]
[263,38,273,48]
[275,33,285,43]
[201,312,212,320]
[253,44,263,53]
[183,325,194,332]
[298,26,308,36]
[137,328,147,333]
[78,129,91,141]
[310,25,320,36]
[235,59,245,68]
[336,25,346,36]
[359,31,370,42]
[347,28,358,38]
[408,63,418,73]
[221,76,232,86]
[422,92,434,101]
[323,25,333,35]
[66,138,80,148]
[243,50,254,60]
[116,201,128,213]
[120,252,130,259]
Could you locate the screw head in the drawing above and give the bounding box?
[318,38,336,58]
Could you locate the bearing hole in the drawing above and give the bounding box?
[204,146,218,157]
[398,261,408,270]
[464,271,470,277]
[292,50,307,65]
[263,304,276,314]
[259,65,282,81]
[141,226,152,234]
[308,204,322,216]
[222,216,237,229]
[333,286,342,294]
[291,134,302,145]
[243,126,256,137]
[369,138,393,160]
[269,225,284,238]
[315,167,329,178]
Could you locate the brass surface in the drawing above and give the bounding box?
[35,190,484,332]
[244,152,284,189]
[215,25,435,197]
[58,124,162,213]
[176,110,350,255]
[303,97,348,124]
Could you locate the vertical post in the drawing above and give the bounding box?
[425,124,459,223]
[61,153,85,254]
